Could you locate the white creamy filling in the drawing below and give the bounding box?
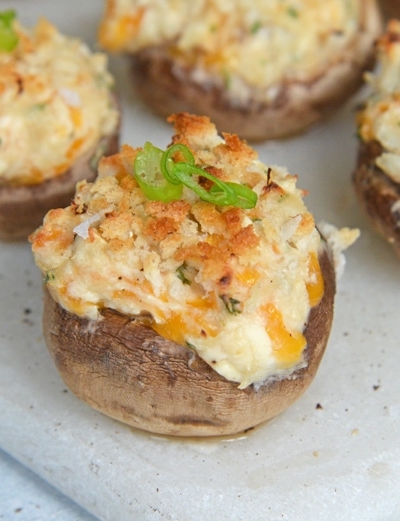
[376,153,400,183]
[0,19,118,184]
[45,219,316,387]
[370,104,400,182]
[188,314,276,390]
[361,23,400,184]
[101,0,359,95]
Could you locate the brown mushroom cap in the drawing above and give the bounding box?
[42,246,336,437]
[130,0,382,141]
[353,140,400,258]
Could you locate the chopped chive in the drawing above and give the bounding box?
[220,295,242,315]
[250,20,262,34]
[287,7,299,18]
[44,271,55,283]
[176,263,191,285]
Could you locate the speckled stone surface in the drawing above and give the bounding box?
[1,2,400,520]
[0,449,98,521]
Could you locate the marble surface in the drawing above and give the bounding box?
[1,1,400,520]
[0,449,97,521]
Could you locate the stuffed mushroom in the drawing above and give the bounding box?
[99,0,381,141]
[0,11,119,240]
[354,20,400,258]
[31,113,358,436]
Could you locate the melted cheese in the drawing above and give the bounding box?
[0,17,118,185]
[306,251,325,307]
[358,20,400,183]
[99,0,361,104]
[31,113,325,388]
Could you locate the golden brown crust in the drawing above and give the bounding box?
[42,247,336,437]
[131,0,382,141]
[353,140,400,257]
[0,100,120,242]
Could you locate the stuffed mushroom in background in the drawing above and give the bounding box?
[354,20,400,258]
[0,11,120,241]
[98,0,381,141]
[30,113,358,437]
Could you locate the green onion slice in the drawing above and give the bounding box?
[0,10,18,52]
[134,142,183,203]
[134,142,258,209]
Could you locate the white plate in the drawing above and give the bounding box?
[1,2,400,520]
